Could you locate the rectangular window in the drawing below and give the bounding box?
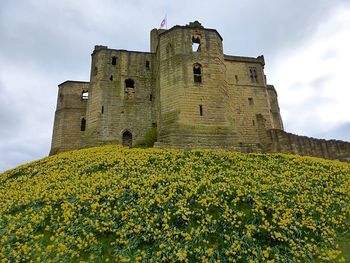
[101,106,104,114]
[199,105,203,116]
[112,56,117,66]
[80,118,86,131]
[146,61,150,69]
[81,90,89,100]
[248,97,254,105]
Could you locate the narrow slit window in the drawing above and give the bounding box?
[199,105,203,116]
[80,118,86,131]
[81,90,89,100]
[110,75,113,81]
[112,56,117,66]
[192,36,201,52]
[193,64,202,83]
[149,94,153,101]
[146,61,150,69]
[101,106,104,114]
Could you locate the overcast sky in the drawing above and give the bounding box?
[0,0,349,172]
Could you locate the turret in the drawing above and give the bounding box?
[49,81,89,155]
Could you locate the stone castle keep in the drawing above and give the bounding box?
[50,21,350,161]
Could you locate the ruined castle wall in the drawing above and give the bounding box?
[50,81,89,155]
[267,129,350,161]
[267,85,283,130]
[225,58,274,145]
[84,46,154,147]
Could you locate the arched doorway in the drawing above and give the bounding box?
[122,130,132,147]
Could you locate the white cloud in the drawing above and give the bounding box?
[267,6,350,139]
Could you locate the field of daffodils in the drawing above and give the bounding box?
[0,145,349,262]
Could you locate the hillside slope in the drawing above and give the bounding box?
[0,146,350,262]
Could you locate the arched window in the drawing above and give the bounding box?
[125,79,135,88]
[193,64,202,83]
[80,118,86,131]
[122,130,132,147]
[249,67,258,83]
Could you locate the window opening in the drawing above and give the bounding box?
[101,106,104,114]
[80,118,86,131]
[192,36,201,52]
[199,105,203,116]
[248,97,254,105]
[149,94,153,101]
[193,64,202,83]
[122,130,132,147]
[235,75,239,83]
[112,56,117,66]
[110,75,113,81]
[146,61,150,69]
[94,66,98,76]
[249,67,258,83]
[81,90,89,100]
[252,120,255,126]
[125,79,135,88]
[125,79,135,100]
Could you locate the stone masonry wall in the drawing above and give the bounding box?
[266,129,350,161]
[225,57,274,145]
[50,81,89,155]
[155,24,239,148]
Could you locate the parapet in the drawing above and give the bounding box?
[224,55,265,66]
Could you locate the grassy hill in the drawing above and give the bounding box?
[0,145,349,262]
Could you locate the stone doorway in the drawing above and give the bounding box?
[122,130,132,147]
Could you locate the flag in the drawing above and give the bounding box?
[160,16,166,29]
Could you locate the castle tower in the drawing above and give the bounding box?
[84,45,155,148]
[50,81,89,155]
[154,21,239,149]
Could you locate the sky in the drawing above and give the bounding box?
[0,0,349,172]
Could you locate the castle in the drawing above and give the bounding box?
[50,21,350,161]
